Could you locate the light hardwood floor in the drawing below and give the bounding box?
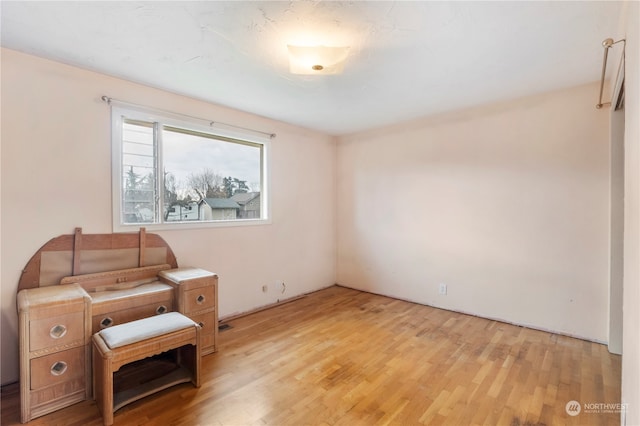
[1,285,621,425]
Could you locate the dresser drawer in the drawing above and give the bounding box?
[90,283,174,316]
[183,286,215,314]
[190,312,218,348]
[91,301,173,332]
[29,311,85,352]
[30,346,85,391]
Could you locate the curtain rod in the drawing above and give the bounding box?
[101,95,276,139]
[596,38,625,109]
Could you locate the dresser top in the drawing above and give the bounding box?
[158,267,217,283]
[17,283,90,311]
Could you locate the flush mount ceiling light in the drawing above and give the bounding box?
[287,45,350,75]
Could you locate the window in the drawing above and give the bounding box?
[111,106,269,231]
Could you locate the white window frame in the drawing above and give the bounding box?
[111,105,271,232]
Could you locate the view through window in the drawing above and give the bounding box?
[113,107,267,230]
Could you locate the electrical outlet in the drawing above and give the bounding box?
[439,283,447,295]
[262,285,268,293]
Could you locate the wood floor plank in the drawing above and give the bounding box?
[1,286,622,425]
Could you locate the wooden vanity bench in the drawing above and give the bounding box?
[92,312,201,426]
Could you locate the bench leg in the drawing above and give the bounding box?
[93,336,114,426]
[194,326,202,387]
[176,326,201,388]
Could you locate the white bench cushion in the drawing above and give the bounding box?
[98,312,197,349]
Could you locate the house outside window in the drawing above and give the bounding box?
[231,192,261,219]
[111,105,270,231]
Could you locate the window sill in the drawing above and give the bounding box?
[113,218,271,233]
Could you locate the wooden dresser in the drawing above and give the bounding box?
[16,228,218,423]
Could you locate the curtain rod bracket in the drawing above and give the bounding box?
[596,38,625,109]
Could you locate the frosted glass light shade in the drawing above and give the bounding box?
[287,45,350,75]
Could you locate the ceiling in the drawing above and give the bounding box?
[0,1,625,135]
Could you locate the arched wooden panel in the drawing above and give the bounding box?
[18,228,178,291]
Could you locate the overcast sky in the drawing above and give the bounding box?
[163,129,262,192]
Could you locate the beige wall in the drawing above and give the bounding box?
[336,83,610,343]
[0,48,337,385]
[622,1,640,424]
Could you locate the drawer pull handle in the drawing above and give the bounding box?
[100,317,113,328]
[50,361,67,376]
[49,324,67,339]
[156,305,168,315]
[196,294,205,304]
[198,322,205,328]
